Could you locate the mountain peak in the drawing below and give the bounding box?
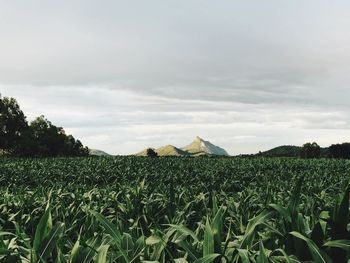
[183,137,229,156]
[135,137,229,156]
[195,136,203,141]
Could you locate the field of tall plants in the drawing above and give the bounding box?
[1,156,350,262]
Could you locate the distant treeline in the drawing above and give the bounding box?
[0,96,89,157]
[256,142,350,159]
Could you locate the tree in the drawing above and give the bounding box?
[0,97,29,155]
[0,95,89,157]
[29,116,89,157]
[329,143,350,159]
[300,142,321,159]
[146,148,158,157]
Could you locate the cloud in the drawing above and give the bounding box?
[1,84,350,155]
[1,1,350,154]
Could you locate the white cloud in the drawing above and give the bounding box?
[1,1,350,154]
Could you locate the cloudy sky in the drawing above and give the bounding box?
[1,1,350,155]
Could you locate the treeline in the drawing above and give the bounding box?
[300,142,350,159]
[258,142,350,159]
[0,96,89,157]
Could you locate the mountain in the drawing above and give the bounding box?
[156,145,189,156]
[258,145,329,158]
[135,136,229,156]
[89,149,112,156]
[136,148,154,156]
[258,145,301,157]
[136,145,189,156]
[182,136,229,156]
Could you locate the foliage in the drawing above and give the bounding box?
[0,96,28,155]
[300,142,321,159]
[258,145,301,157]
[0,96,88,157]
[146,148,158,157]
[0,156,350,262]
[329,143,350,159]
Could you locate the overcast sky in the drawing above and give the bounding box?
[1,1,350,155]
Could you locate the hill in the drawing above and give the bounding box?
[89,149,111,156]
[137,145,189,156]
[136,136,229,156]
[182,136,229,156]
[259,145,302,157]
[156,145,189,156]
[258,145,329,158]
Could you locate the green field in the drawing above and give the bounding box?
[1,157,350,262]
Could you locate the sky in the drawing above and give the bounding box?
[1,1,350,155]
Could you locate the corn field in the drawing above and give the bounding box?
[1,156,350,262]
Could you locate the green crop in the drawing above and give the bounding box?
[0,156,350,262]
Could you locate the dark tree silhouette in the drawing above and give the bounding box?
[0,97,28,155]
[329,143,350,159]
[0,96,89,157]
[146,148,158,157]
[300,142,321,159]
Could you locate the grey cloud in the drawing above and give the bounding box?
[1,1,350,154]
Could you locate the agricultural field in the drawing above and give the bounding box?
[1,156,350,262]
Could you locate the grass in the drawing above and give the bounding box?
[0,156,350,262]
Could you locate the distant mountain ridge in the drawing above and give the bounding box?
[182,136,229,156]
[259,145,302,157]
[257,145,329,157]
[89,149,111,156]
[136,136,229,156]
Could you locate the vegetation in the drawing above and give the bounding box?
[258,145,302,158]
[329,143,350,159]
[146,148,158,157]
[259,142,350,159]
[0,96,89,157]
[300,142,321,159]
[1,156,350,262]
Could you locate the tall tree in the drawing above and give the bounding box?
[300,142,321,159]
[1,96,89,157]
[329,143,350,159]
[0,97,28,155]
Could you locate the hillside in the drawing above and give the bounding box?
[156,145,189,156]
[136,136,229,156]
[137,145,189,156]
[259,145,329,157]
[259,145,302,157]
[89,149,111,156]
[182,136,229,156]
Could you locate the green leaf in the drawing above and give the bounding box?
[203,218,214,256]
[70,236,81,263]
[211,207,224,254]
[257,242,268,263]
[290,231,331,263]
[169,224,199,243]
[240,210,273,248]
[193,254,220,263]
[33,206,52,253]
[121,233,134,257]
[38,222,65,260]
[237,249,250,263]
[323,240,350,251]
[288,176,304,215]
[90,211,122,243]
[96,245,109,263]
[337,185,350,228]
[270,204,291,222]
[131,236,145,261]
[91,211,130,262]
[146,236,161,246]
[177,240,201,261]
